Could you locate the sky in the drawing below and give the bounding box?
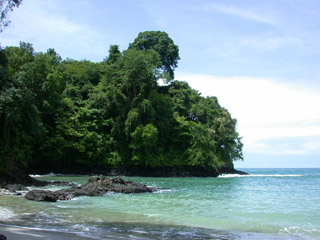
[1,0,320,168]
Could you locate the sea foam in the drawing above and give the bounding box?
[0,207,16,221]
[218,174,303,178]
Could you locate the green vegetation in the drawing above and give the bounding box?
[0,31,243,175]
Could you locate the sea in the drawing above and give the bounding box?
[0,168,320,239]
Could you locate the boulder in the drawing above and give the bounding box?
[25,190,58,202]
[25,177,152,202]
[80,176,152,194]
[4,184,28,193]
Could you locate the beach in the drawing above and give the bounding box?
[0,224,93,240]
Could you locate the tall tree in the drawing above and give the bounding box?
[5,42,34,75]
[0,47,43,177]
[128,31,180,82]
[104,45,121,64]
[1,31,244,178]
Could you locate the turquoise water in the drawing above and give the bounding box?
[1,168,320,239]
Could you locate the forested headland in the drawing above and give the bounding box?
[0,31,243,180]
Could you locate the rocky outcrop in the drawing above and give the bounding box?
[82,176,153,194]
[4,184,28,192]
[1,180,78,196]
[3,184,28,194]
[25,176,152,202]
[0,160,44,186]
[24,190,60,202]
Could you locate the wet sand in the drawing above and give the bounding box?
[0,224,94,240]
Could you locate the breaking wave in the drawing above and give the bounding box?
[218,174,303,178]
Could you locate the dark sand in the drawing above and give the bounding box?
[0,224,94,240]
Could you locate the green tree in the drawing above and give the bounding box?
[129,31,180,81]
[104,45,121,64]
[0,31,244,178]
[130,123,159,167]
[5,42,34,75]
[61,59,102,104]
[0,48,9,90]
[106,49,161,166]
[0,48,43,174]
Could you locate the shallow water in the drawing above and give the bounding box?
[1,168,320,239]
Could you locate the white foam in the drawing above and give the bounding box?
[154,189,172,193]
[218,174,303,178]
[0,189,14,195]
[0,207,16,221]
[129,230,148,234]
[29,172,58,178]
[280,225,320,235]
[145,213,159,217]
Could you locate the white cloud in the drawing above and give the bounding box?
[241,35,301,51]
[176,74,320,156]
[199,3,278,26]
[1,0,108,61]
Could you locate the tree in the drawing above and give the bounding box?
[5,42,34,75]
[0,32,244,178]
[130,123,159,167]
[0,48,43,175]
[0,0,22,32]
[0,48,9,90]
[128,31,180,82]
[104,45,121,64]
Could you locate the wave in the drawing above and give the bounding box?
[154,188,172,194]
[280,225,320,236]
[0,207,16,221]
[29,174,42,177]
[29,172,89,178]
[218,174,303,178]
[29,172,58,178]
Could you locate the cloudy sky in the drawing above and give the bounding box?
[1,0,320,168]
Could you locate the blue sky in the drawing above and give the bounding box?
[1,0,320,168]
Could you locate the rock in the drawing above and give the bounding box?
[3,160,37,185]
[4,184,28,193]
[46,181,78,188]
[25,190,58,202]
[81,176,152,195]
[25,177,152,202]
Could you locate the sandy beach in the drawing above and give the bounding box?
[0,224,94,240]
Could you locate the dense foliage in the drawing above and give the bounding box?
[0,31,243,174]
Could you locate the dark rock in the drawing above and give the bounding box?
[0,160,45,187]
[81,176,152,194]
[25,190,58,202]
[25,177,152,202]
[46,181,78,188]
[4,184,28,193]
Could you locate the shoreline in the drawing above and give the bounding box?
[0,224,94,240]
[28,166,248,178]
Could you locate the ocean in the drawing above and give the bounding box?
[1,168,319,239]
